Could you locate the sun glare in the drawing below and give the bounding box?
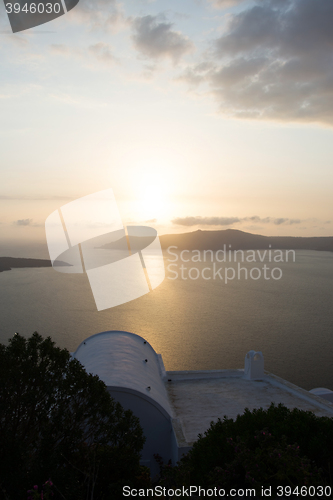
[122,157,174,221]
[136,179,169,220]
[112,151,186,225]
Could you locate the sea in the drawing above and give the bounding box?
[0,248,333,392]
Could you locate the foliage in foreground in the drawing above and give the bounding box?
[158,403,333,492]
[0,333,146,500]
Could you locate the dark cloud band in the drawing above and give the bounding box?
[180,0,333,125]
[172,216,302,227]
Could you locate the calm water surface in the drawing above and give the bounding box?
[0,250,332,391]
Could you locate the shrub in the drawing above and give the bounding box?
[159,403,333,491]
[208,430,323,489]
[0,333,146,499]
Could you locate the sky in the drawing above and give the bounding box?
[1,0,333,256]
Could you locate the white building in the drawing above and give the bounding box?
[72,330,333,479]
[72,331,179,478]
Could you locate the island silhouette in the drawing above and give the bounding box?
[100,229,333,252]
[0,257,70,273]
[2,229,333,273]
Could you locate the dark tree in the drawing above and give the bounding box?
[0,333,145,499]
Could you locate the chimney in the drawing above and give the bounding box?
[244,350,264,380]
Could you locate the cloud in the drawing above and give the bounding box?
[243,216,301,225]
[88,42,115,65]
[50,44,83,59]
[180,0,333,125]
[50,44,72,56]
[172,216,302,227]
[132,15,194,63]
[272,218,301,225]
[15,219,33,226]
[208,0,246,8]
[50,42,116,69]
[50,44,67,55]
[177,61,214,86]
[172,216,241,226]
[69,0,128,32]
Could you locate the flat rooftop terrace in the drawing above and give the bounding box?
[165,369,333,446]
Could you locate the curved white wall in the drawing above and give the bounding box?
[73,331,174,477]
[73,330,172,417]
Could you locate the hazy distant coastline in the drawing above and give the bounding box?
[2,230,333,271]
[99,229,333,252]
[0,257,70,273]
